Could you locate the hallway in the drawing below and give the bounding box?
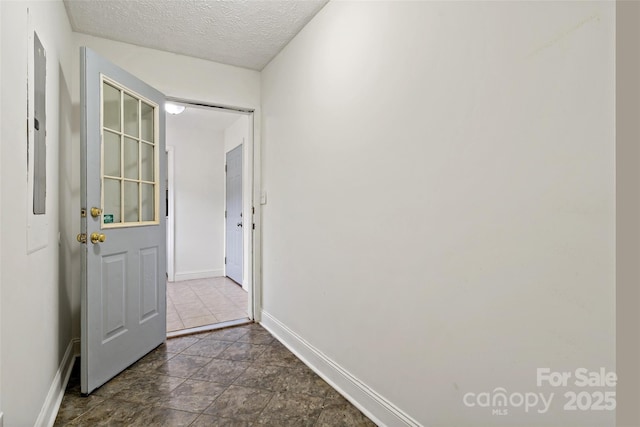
[54,324,376,426]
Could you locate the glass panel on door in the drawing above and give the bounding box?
[101,76,158,227]
[102,82,121,131]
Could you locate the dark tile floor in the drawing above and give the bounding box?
[54,323,377,426]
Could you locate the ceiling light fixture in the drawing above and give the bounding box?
[165,102,186,115]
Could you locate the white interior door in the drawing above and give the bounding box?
[225,144,243,284]
[80,47,166,394]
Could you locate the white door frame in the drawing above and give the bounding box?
[165,98,258,321]
[166,145,175,282]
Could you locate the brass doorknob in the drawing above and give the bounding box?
[90,232,106,244]
[90,207,102,218]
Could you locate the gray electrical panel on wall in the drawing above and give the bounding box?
[33,32,46,215]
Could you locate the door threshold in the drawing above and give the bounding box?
[225,275,242,287]
[167,318,252,339]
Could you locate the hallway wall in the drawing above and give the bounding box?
[0,1,74,425]
[260,2,615,426]
[167,112,226,280]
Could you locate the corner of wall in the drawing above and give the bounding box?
[34,339,77,427]
[616,1,640,425]
[1,0,76,424]
[260,310,421,427]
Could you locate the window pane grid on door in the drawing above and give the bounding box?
[102,82,121,132]
[101,75,158,228]
[123,93,139,138]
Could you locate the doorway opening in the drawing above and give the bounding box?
[164,99,255,336]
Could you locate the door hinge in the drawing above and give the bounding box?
[252,223,255,230]
[224,257,226,264]
[252,206,255,215]
[225,164,227,173]
[225,210,227,218]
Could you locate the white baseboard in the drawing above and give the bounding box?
[35,338,79,427]
[72,337,81,357]
[173,269,224,282]
[260,311,422,427]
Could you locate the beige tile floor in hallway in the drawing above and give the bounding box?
[168,277,248,332]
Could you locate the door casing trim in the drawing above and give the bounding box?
[164,97,258,322]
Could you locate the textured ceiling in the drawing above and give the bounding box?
[64,0,329,70]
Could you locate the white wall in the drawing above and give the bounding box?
[261,2,615,426]
[0,1,74,425]
[0,2,3,423]
[167,110,226,280]
[224,115,247,153]
[71,34,261,336]
[224,114,251,289]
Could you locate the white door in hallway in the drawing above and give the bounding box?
[80,47,166,394]
[225,144,243,285]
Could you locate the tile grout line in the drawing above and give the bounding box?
[191,283,221,323]
[57,324,369,426]
[184,330,249,424]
